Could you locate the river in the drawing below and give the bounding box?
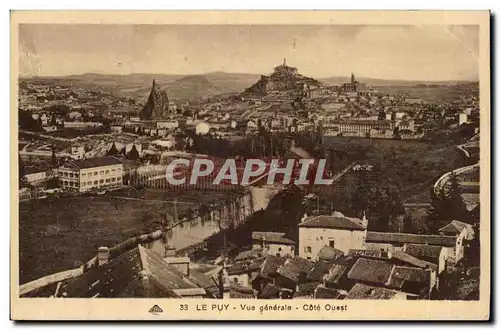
[144,217,220,257]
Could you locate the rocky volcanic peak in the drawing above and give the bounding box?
[139,79,170,120]
[242,60,321,97]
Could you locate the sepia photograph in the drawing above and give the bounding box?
[10,10,490,320]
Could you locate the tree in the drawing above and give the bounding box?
[51,146,58,166]
[127,145,140,161]
[107,142,120,156]
[429,172,470,232]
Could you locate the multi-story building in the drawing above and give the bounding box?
[323,119,394,137]
[298,212,368,260]
[58,156,123,193]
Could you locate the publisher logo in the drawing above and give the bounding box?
[149,304,163,315]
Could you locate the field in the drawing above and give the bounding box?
[323,137,469,203]
[19,196,171,284]
[18,187,240,284]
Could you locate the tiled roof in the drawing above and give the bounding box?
[306,260,333,282]
[314,285,342,299]
[260,255,287,278]
[438,220,472,235]
[234,248,264,262]
[299,215,366,231]
[230,283,254,298]
[348,249,386,258]
[404,244,443,263]
[258,283,281,299]
[317,245,344,261]
[347,258,393,285]
[346,283,398,300]
[324,264,349,285]
[58,245,204,298]
[295,282,320,297]
[252,232,295,245]
[64,156,123,170]
[227,262,249,276]
[366,231,457,247]
[276,257,314,283]
[390,266,430,284]
[391,251,437,271]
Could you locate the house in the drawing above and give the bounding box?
[298,211,368,260]
[251,255,287,294]
[323,263,351,291]
[365,231,463,264]
[227,258,265,288]
[157,120,179,130]
[234,248,264,263]
[317,245,344,262]
[314,285,343,299]
[347,257,434,298]
[56,245,210,298]
[58,156,123,193]
[274,257,314,291]
[388,266,434,298]
[347,258,393,288]
[345,283,407,300]
[403,244,447,274]
[110,125,123,133]
[252,232,295,257]
[439,220,475,241]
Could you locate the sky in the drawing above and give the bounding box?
[18,24,479,81]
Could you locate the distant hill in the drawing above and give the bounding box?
[25,72,261,102]
[320,76,478,87]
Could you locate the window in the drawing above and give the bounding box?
[111,177,116,182]
[81,173,86,176]
[88,173,92,177]
[94,172,98,175]
[305,246,312,253]
[306,257,311,260]
[233,278,238,284]
[94,180,98,185]
[112,169,116,172]
[100,179,104,184]
[329,240,335,249]
[278,247,282,252]
[105,179,110,183]
[106,170,110,174]
[88,181,92,186]
[100,171,104,175]
[276,253,281,257]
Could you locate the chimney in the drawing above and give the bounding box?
[97,246,109,266]
[361,211,368,228]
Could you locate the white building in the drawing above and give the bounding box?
[58,156,123,193]
[252,232,295,257]
[298,212,368,260]
[366,232,463,264]
[459,113,468,125]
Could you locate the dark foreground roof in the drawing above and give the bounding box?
[346,283,400,300]
[58,245,207,298]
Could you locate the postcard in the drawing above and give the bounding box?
[11,10,490,320]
